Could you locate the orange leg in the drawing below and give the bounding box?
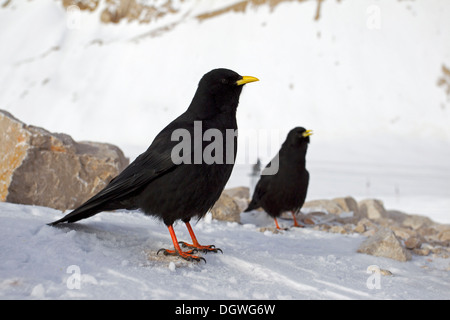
[157,225,205,263]
[179,221,222,254]
[292,212,304,228]
[274,218,282,230]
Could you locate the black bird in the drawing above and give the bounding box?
[245,127,312,229]
[49,68,259,262]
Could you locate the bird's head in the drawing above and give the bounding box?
[286,127,313,147]
[191,68,259,116]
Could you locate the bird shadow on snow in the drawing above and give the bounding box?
[49,218,200,269]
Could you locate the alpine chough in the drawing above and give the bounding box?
[245,127,312,229]
[49,68,259,262]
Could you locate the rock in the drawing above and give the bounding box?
[210,193,241,223]
[320,224,332,232]
[357,228,411,262]
[380,269,393,276]
[358,199,386,220]
[402,215,433,230]
[329,225,347,234]
[233,198,250,213]
[259,227,281,234]
[353,223,366,234]
[363,228,377,237]
[357,218,378,232]
[302,199,344,216]
[437,229,450,243]
[0,109,129,211]
[222,186,250,200]
[222,187,250,212]
[413,247,431,256]
[332,196,359,216]
[303,217,315,225]
[384,210,410,224]
[404,236,422,250]
[418,226,439,238]
[390,226,416,240]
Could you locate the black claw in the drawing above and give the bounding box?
[179,241,188,248]
[156,248,206,263]
[178,241,221,254]
[201,247,223,254]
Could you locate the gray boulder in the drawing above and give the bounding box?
[0,109,129,211]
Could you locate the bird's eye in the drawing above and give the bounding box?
[221,79,229,85]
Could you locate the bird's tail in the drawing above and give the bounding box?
[244,199,259,212]
[47,195,115,226]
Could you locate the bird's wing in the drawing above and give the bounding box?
[245,155,281,212]
[245,173,271,211]
[49,118,191,225]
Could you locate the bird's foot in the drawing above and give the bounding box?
[291,224,304,228]
[157,248,206,263]
[179,241,223,254]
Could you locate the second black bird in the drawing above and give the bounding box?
[245,127,313,229]
[49,68,259,262]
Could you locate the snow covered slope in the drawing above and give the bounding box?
[0,1,449,220]
[1,0,449,145]
[1,202,449,300]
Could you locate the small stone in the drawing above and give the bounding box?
[413,247,430,256]
[259,227,281,234]
[353,223,366,234]
[380,269,393,276]
[329,225,347,234]
[404,236,422,250]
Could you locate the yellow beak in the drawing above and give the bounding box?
[236,76,259,86]
[302,130,313,137]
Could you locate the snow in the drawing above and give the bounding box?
[1,0,450,300]
[1,201,449,300]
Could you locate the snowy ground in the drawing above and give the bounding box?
[1,0,449,300]
[3,128,449,300]
[1,201,449,300]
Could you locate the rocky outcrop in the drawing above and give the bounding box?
[58,0,325,33]
[297,197,450,261]
[0,110,129,211]
[243,193,449,262]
